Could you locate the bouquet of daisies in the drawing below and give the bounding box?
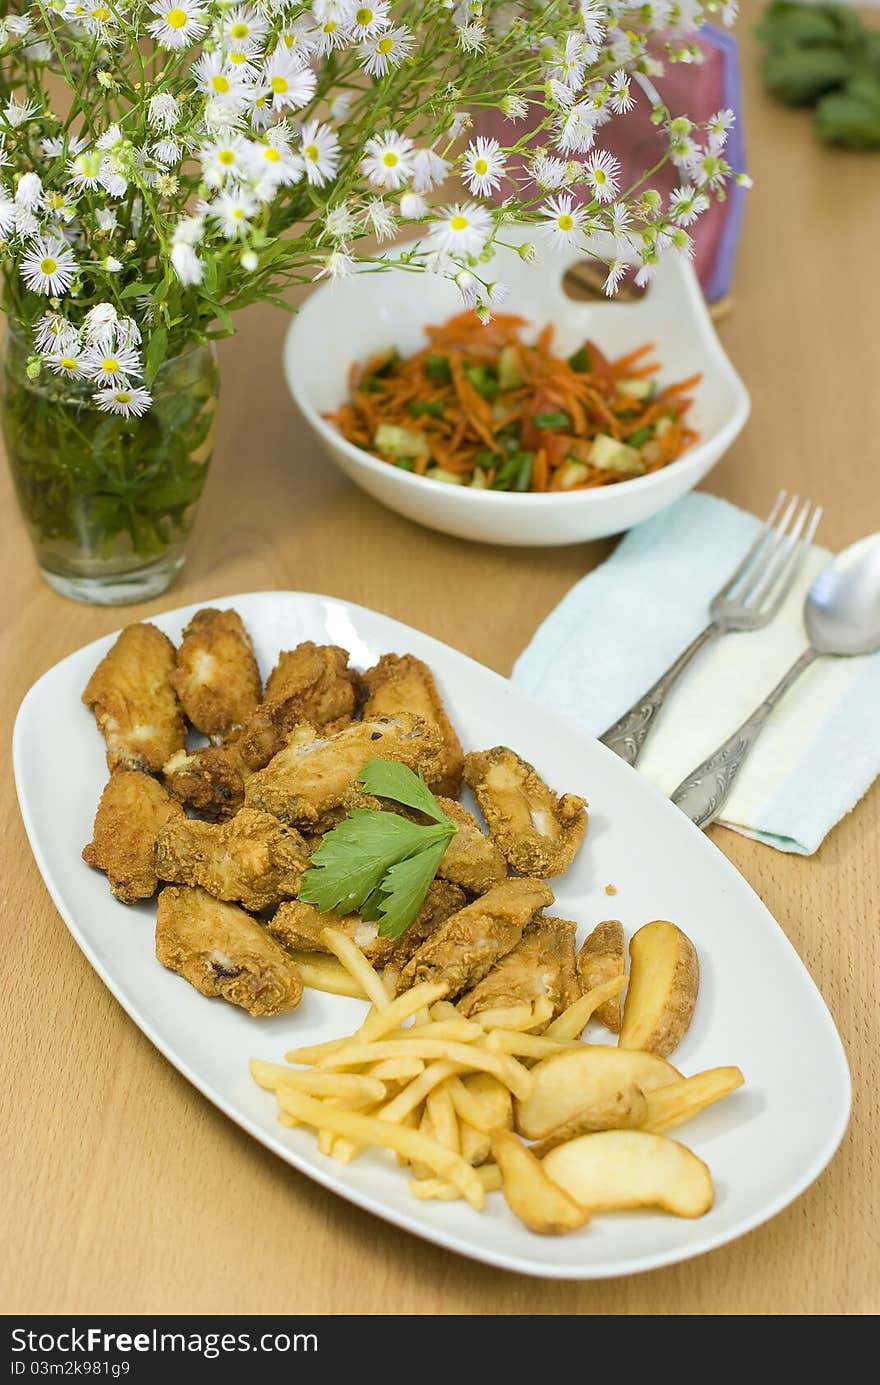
[0,0,745,422]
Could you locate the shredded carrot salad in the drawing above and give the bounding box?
[329,311,701,494]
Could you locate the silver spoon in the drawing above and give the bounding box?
[671,532,880,830]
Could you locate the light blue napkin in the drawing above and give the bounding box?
[513,492,880,854]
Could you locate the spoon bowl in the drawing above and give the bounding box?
[805,533,880,656]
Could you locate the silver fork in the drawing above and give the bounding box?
[599,491,824,766]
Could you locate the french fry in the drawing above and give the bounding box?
[492,1129,590,1235]
[286,952,369,999]
[642,1066,744,1133]
[544,976,628,1042]
[277,1088,486,1209]
[379,1060,462,1125]
[321,927,389,1010]
[398,1019,482,1044]
[444,1074,493,1132]
[426,1085,460,1154]
[366,1057,426,1082]
[473,1003,534,1032]
[461,1072,513,1133]
[318,1039,533,1100]
[250,1060,387,1105]
[409,1165,503,1200]
[277,1110,297,1129]
[283,1036,349,1065]
[383,964,400,999]
[459,1118,491,1167]
[428,1001,462,1023]
[527,996,555,1032]
[483,1030,581,1060]
[411,1106,437,1181]
[357,982,449,1042]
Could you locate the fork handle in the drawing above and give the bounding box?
[670,647,820,829]
[599,624,719,766]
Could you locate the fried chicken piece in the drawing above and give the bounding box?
[171,608,262,739]
[463,747,588,877]
[82,770,184,903]
[435,798,507,895]
[363,654,464,797]
[236,643,363,768]
[458,916,578,1018]
[576,919,626,1033]
[268,881,466,966]
[83,623,185,773]
[397,878,554,998]
[155,886,302,1016]
[155,807,310,912]
[163,740,249,819]
[245,713,444,828]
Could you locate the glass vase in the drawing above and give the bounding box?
[0,327,218,605]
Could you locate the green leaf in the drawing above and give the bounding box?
[298,810,443,915]
[373,837,452,938]
[121,282,154,300]
[144,328,168,387]
[761,45,853,105]
[816,76,880,147]
[358,758,453,825]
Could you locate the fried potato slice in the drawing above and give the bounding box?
[542,1130,714,1218]
[514,1045,680,1141]
[642,1066,744,1133]
[544,975,627,1042]
[528,1084,648,1157]
[491,1129,590,1235]
[576,920,626,1033]
[408,1164,502,1200]
[619,920,699,1059]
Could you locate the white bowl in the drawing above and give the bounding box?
[284,230,750,547]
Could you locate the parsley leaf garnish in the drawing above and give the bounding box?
[298,759,458,939]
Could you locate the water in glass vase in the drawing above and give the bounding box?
[0,329,218,605]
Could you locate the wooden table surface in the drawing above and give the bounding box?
[2,14,878,1317]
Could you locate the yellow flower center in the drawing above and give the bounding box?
[40,258,58,276]
[283,33,295,47]
[474,158,488,175]
[357,7,373,22]
[270,75,288,94]
[382,151,399,167]
[450,215,468,232]
[229,51,247,64]
[92,6,111,19]
[255,96,267,108]
[594,169,607,184]
[305,144,319,162]
[60,357,78,370]
[218,149,235,165]
[166,8,187,29]
[211,74,231,93]
[324,21,337,33]
[557,214,573,231]
[263,147,281,162]
[232,207,244,220]
[377,36,394,54]
[114,391,131,403]
[230,22,248,39]
[102,357,119,374]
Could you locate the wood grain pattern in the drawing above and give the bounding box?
[1,9,878,1315]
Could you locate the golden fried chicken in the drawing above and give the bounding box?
[363,654,464,797]
[155,808,310,911]
[82,770,184,903]
[155,886,303,1016]
[244,713,444,828]
[163,740,249,819]
[236,642,363,768]
[576,919,626,1032]
[435,798,507,895]
[83,623,185,773]
[463,746,588,877]
[397,878,554,998]
[171,608,262,739]
[458,916,578,1018]
[268,880,466,966]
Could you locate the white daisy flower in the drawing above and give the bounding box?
[247,140,304,192]
[500,94,529,121]
[146,2,208,51]
[324,203,358,241]
[549,79,578,111]
[447,111,471,140]
[224,6,269,50]
[148,93,181,131]
[557,103,598,154]
[99,160,128,199]
[669,226,695,259]
[226,49,262,80]
[707,108,735,152]
[115,317,142,349]
[579,0,606,45]
[262,48,317,112]
[457,22,486,53]
[14,207,39,238]
[96,124,124,153]
[20,237,79,296]
[241,250,259,271]
[300,121,340,188]
[200,135,250,188]
[351,2,391,38]
[171,242,204,286]
[44,189,77,224]
[363,198,397,241]
[278,16,319,60]
[34,314,78,354]
[546,32,587,91]
[172,215,205,247]
[462,137,505,197]
[540,193,586,250]
[46,348,85,378]
[0,188,17,237]
[83,342,143,386]
[15,173,44,210]
[68,151,103,191]
[399,191,428,220]
[606,200,632,244]
[206,190,258,239]
[361,130,414,191]
[316,251,356,281]
[4,96,41,129]
[95,208,117,233]
[94,386,153,417]
[427,202,494,258]
[486,281,510,308]
[411,148,450,195]
[609,71,634,114]
[455,269,479,310]
[359,25,414,77]
[83,302,118,347]
[193,53,249,109]
[531,152,568,190]
[585,149,620,202]
[328,92,354,123]
[151,137,180,167]
[668,184,708,226]
[42,134,86,160]
[603,259,628,295]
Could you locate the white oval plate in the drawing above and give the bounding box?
[13,591,850,1280]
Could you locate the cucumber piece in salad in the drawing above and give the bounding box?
[374,423,430,459]
[589,433,646,477]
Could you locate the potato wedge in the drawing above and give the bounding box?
[515,1045,681,1141]
[619,920,699,1058]
[491,1129,590,1235]
[642,1066,744,1133]
[576,920,626,1032]
[542,1130,714,1217]
[460,1119,492,1167]
[529,1084,648,1158]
